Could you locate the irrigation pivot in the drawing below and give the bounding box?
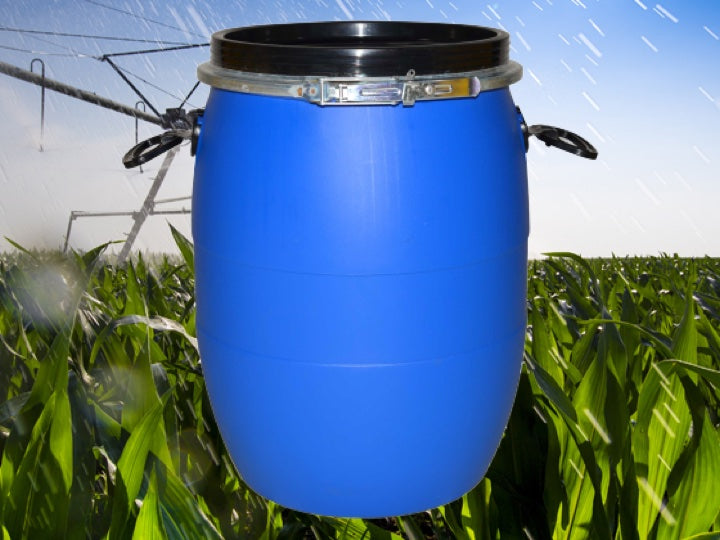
[0,59,194,259]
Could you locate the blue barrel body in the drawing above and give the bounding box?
[192,86,529,517]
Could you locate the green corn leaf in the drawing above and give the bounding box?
[153,457,222,540]
[462,479,494,540]
[91,399,122,441]
[600,312,629,389]
[117,396,172,502]
[75,241,114,275]
[575,318,675,359]
[25,329,70,412]
[570,324,598,379]
[634,365,690,537]
[321,517,402,540]
[90,315,198,367]
[617,433,641,540]
[552,432,598,539]
[3,237,38,259]
[544,252,601,294]
[546,298,574,356]
[396,515,425,540]
[573,437,613,539]
[123,261,146,317]
[0,392,30,425]
[48,385,73,497]
[558,338,612,538]
[169,223,194,274]
[0,321,72,523]
[486,373,553,538]
[635,288,698,538]
[132,466,166,540]
[604,365,630,468]
[544,259,598,319]
[145,267,171,318]
[525,359,578,423]
[2,388,73,538]
[656,377,720,540]
[620,287,642,361]
[530,302,564,386]
[542,407,567,534]
[672,288,698,365]
[258,499,283,540]
[696,308,720,370]
[655,360,720,388]
[438,496,471,540]
[0,406,32,519]
[120,337,163,437]
[66,373,97,540]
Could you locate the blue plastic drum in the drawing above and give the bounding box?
[186,22,594,518]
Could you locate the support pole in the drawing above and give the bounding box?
[62,206,190,253]
[117,146,179,264]
[63,211,77,253]
[135,101,146,173]
[30,58,45,151]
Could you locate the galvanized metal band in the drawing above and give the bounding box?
[197,61,523,106]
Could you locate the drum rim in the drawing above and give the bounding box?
[209,21,510,78]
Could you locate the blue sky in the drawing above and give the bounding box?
[0,0,718,256]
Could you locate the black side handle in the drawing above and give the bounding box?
[516,107,598,160]
[123,130,185,168]
[527,124,598,160]
[123,108,204,169]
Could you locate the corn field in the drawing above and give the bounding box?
[0,228,719,539]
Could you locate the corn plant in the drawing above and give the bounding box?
[0,231,718,539]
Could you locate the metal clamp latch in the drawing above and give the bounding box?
[303,77,478,106]
[309,80,405,105]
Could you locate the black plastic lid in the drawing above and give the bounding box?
[210,21,509,77]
